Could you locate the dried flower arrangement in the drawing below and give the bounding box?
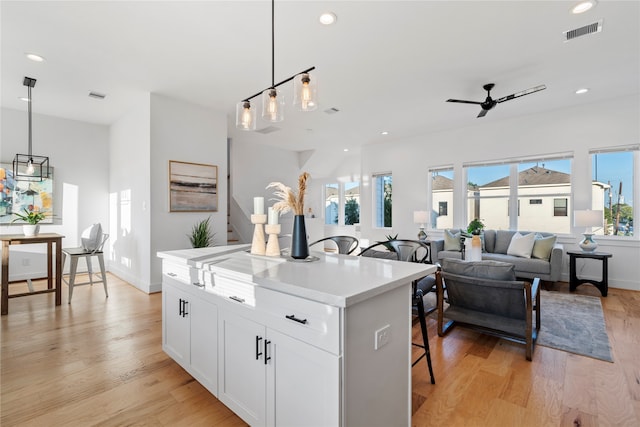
[266,172,310,216]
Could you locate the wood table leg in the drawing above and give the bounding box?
[55,238,62,306]
[47,241,53,289]
[2,241,9,315]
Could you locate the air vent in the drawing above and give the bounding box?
[563,19,602,42]
[88,91,106,99]
[324,107,340,114]
[255,126,281,134]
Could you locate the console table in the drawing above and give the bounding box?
[1,233,64,315]
[567,250,612,297]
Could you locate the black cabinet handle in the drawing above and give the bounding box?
[193,282,205,288]
[264,340,271,365]
[183,300,189,317]
[256,336,263,360]
[167,272,177,277]
[285,314,308,324]
[229,296,245,304]
[179,299,184,316]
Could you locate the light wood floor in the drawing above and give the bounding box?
[1,274,639,426]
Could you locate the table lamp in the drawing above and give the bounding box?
[413,211,429,240]
[574,209,603,252]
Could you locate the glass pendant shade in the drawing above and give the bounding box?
[236,101,256,131]
[262,88,284,122]
[293,72,317,111]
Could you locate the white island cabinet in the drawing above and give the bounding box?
[158,246,436,427]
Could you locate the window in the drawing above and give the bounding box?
[554,198,568,216]
[592,147,637,236]
[430,168,453,229]
[344,182,360,225]
[438,201,448,216]
[464,156,572,232]
[373,173,392,228]
[324,183,339,225]
[465,163,510,230]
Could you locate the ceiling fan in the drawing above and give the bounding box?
[447,83,547,118]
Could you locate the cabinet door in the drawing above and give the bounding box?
[162,282,190,368]
[218,309,266,427]
[266,328,340,427]
[189,297,218,396]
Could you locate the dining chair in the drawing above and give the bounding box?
[62,224,109,303]
[309,235,359,255]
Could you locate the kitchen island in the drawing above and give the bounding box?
[158,245,436,427]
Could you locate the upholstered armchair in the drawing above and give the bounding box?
[436,258,540,361]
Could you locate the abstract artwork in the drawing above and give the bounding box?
[0,163,54,224]
[169,160,218,212]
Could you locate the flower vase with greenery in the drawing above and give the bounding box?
[12,208,47,237]
[466,218,485,236]
[188,216,215,248]
[267,172,310,259]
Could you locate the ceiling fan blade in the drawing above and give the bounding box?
[496,84,547,104]
[477,109,489,118]
[447,99,483,105]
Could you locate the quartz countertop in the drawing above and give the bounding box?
[158,245,436,308]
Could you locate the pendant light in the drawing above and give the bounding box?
[235,0,316,130]
[13,77,50,181]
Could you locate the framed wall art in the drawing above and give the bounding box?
[0,163,54,224]
[169,160,218,212]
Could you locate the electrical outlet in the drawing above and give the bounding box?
[374,324,391,350]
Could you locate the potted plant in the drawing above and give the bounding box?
[188,216,215,248]
[12,208,47,237]
[466,218,485,235]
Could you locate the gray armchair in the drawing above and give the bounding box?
[437,258,540,360]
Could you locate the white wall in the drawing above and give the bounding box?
[149,94,227,290]
[108,96,152,292]
[360,96,640,290]
[1,108,109,281]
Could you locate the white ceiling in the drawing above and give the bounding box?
[2,1,639,174]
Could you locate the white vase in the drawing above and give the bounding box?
[23,224,40,237]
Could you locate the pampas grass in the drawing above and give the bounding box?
[266,172,310,215]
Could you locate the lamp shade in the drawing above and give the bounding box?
[293,72,317,111]
[413,210,429,224]
[262,88,284,122]
[236,101,256,131]
[574,210,603,228]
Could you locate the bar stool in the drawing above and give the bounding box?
[62,233,109,303]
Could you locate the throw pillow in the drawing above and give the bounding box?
[506,232,536,258]
[494,230,516,254]
[442,258,516,281]
[81,223,103,252]
[444,229,462,251]
[532,233,557,260]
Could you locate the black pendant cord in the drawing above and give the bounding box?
[239,0,315,103]
[271,0,275,89]
[28,84,33,158]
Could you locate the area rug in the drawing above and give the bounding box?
[538,290,613,362]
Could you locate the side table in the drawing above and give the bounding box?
[1,233,65,314]
[567,250,612,297]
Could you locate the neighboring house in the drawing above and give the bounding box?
[432,167,608,234]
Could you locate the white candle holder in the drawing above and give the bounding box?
[251,214,267,255]
[265,224,281,257]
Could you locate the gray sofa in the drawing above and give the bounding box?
[430,229,563,282]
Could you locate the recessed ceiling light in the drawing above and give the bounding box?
[18,97,29,102]
[319,12,337,25]
[575,88,589,94]
[343,148,349,152]
[25,52,45,62]
[381,131,389,135]
[571,0,596,14]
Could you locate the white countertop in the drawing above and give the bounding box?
[158,246,437,308]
